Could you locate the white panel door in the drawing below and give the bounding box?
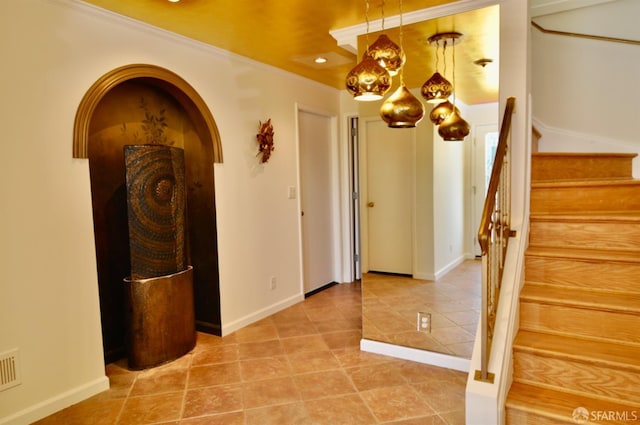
[299,110,335,293]
[365,120,413,275]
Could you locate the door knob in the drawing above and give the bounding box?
[367,202,375,208]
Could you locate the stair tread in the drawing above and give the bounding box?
[521,283,640,313]
[530,212,640,222]
[514,330,640,371]
[532,179,640,189]
[507,382,639,424]
[526,246,640,263]
[532,152,638,159]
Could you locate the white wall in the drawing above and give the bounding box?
[532,12,640,176]
[0,0,341,423]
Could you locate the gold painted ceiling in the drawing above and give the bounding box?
[80,0,499,105]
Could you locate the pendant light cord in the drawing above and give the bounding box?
[451,36,456,106]
[365,0,370,48]
[398,0,404,85]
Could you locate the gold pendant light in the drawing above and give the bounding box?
[379,0,424,128]
[438,109,470,141]
[345,0,392,101]
[429,100,455,125]
[421,37,452,104]
[366,1,405,76]
[437,32,469,141]
[346,54,392,101]
[367,34,405,77]
[381,83,425,128]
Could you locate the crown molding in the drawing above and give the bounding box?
[329,0,500,54]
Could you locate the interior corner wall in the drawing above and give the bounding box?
[532,11,640,146]
[531,21,640,177]
[0,0,341,423]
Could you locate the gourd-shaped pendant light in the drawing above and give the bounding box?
[345,0,392,101]
[380,0,424,128]
[366,0,405,76]
[421,38,452,104]
[437,33,469,141]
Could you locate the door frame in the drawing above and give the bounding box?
[358,115,416,276]
[295,103,341,294]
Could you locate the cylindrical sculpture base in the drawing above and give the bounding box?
[124,266,196,370]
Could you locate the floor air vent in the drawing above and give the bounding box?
[0,349,21,392]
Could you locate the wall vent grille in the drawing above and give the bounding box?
[0,349,21,392]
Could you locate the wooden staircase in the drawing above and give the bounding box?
[506,153,640,424]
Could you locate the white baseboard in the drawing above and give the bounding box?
[0,376,109,425]
[221,293,305,336]
[360,338,470,372]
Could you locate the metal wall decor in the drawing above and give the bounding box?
[257,119,275,163]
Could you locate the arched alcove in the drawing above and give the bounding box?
[74,64,223,362]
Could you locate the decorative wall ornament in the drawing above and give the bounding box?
[257,119,275,163]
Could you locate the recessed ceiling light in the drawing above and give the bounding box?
[168,0,180,3]
[314,57,328,64]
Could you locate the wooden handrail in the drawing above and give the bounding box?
[475,96,516,383]
[478,97,515,255]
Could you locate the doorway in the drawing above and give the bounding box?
[298,108,338,294]
[361,118,413,275]
[471,124,499,257]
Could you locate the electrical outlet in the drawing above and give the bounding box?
[269,276,277,290]
[417,312,431,333]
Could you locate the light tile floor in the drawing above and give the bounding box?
[35,281,467,425]
[363,259,481,357]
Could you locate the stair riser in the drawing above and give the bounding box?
[531,185,640,214]
[532,156,634,181]
[529,220,640,251]
[520,302,640,344]
[506,408,574,425]
[525,256,640,294]
[513,351,640,405]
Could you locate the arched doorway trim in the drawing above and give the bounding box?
[72,63,223,163]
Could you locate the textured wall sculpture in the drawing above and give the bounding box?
[123,144,195,369]
[124,145,187,279]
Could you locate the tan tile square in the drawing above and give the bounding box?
[360,384,435,422]
[293,370,356,400]
[32,397,125,425]
[245,402,312,425]
[275,320,319,338]
[287,350,340,374]
[180,411,244,425]
[238,339,285,359]
[304,305,345,322]
[304,394,377,425]
[239,356,292,382]
[129,367,187,396]
[118,392,183,424]
[396,361,460,383]
[233,324,279,343]
[193,332,236,352]
[321,330,362,349]
[242,377,301,409]
[191,344,239,366]
[346,361,406,391]
[183,384,243,418]
[281,334,329,354]
[188,362,241,388]
[413,378,466,413]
